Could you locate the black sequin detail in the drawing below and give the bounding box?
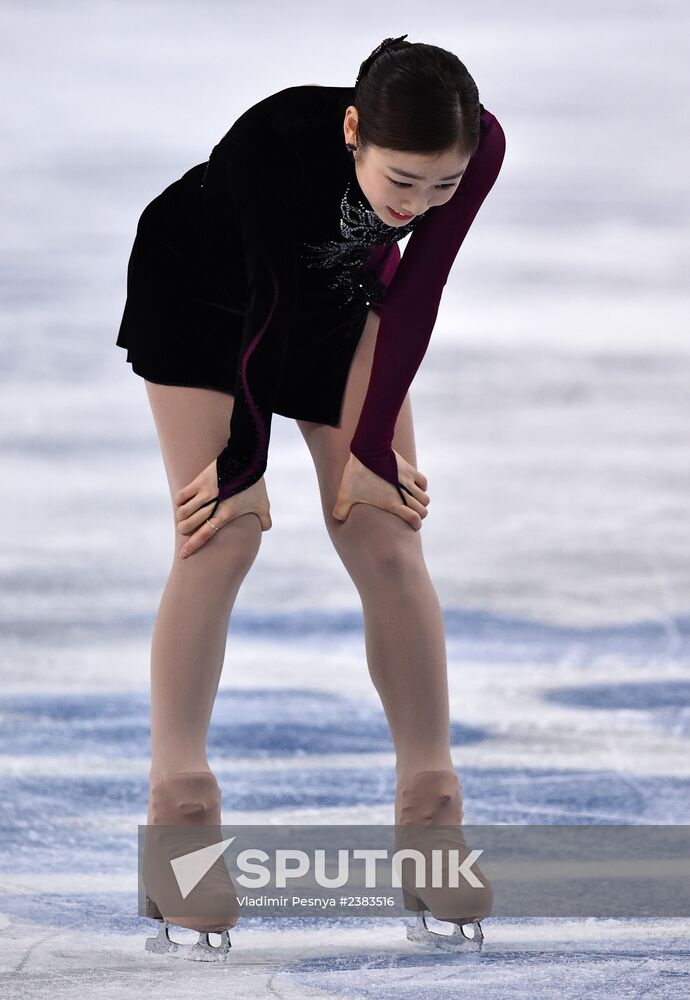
[215,447,264,497]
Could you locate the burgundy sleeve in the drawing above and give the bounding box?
[349,109,507,486]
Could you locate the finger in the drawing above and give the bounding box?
[178,505,218,536]
[176,492,206,520]
[395,484,428,522]
[177,494,220,531]
[404,495,429,520]
[331,498,352,522]
[410,465,428,490]
[179,522,218,559]
[400,481,430,507]
[397,507,423,531]
[174,481,199,506]
[395,483,427,517]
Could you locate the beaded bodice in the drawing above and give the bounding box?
[299,179,427,308]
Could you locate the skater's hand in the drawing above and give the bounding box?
[175,459,272,558]
[332,450,429,531]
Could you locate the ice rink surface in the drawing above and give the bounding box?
[1,0,689,996]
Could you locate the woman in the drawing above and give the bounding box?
[118,35,506,957]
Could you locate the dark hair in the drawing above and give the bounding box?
[353,35,484,159]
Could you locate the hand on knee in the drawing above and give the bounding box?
[331,451,429,531]
[176,465,272,559]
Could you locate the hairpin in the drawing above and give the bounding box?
[354,33,409,93]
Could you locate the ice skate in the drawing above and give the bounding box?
[142,769,240,961]
[395,768,492,951]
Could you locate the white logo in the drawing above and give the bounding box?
[170,837,236,899]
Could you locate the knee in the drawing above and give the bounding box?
[329,504,423,581]
[174,511,263,582]
[216,513,264,572]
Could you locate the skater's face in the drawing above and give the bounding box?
[343,105,470,227]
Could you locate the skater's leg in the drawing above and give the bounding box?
[296,311,454,782]
[298,318,492,936]
[143,382,263,807]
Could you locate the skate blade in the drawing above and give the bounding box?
[145,918,232,962]
[406,911,484,952]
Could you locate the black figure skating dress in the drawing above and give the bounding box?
[116,85,506,500]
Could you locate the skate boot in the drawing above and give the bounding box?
[142,769,240,961]
[395,768,492,951]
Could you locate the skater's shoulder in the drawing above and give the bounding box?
[228,84,354,143]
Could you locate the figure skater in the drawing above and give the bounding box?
[116,34,506,959]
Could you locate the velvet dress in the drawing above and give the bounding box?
[116,85,506,501]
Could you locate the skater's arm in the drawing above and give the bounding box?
[349,108,507,486]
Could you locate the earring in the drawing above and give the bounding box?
[345,142,357,155]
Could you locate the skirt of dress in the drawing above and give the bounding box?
[116,163,248,394]
[115,163,374,426]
